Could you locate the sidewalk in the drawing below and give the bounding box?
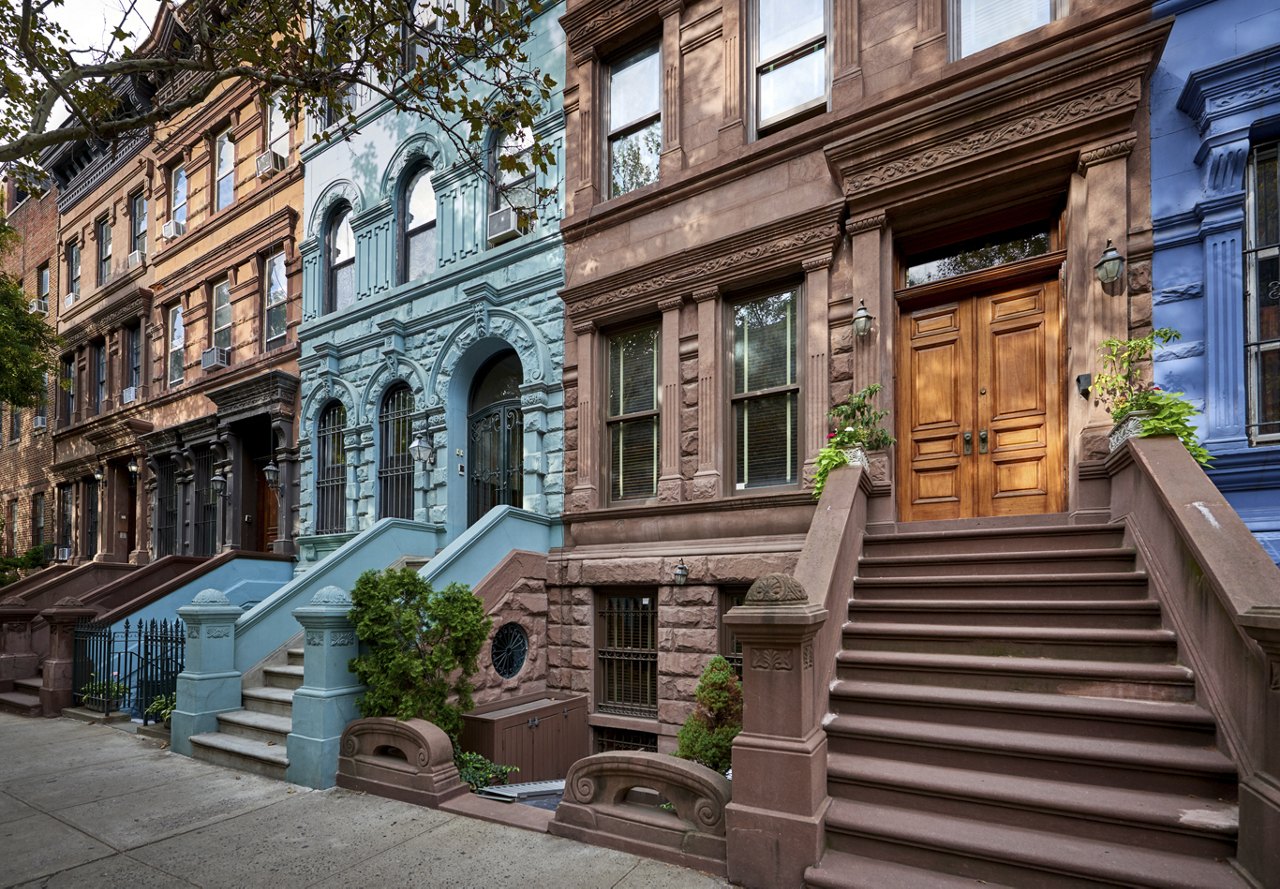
[0,713,729,888]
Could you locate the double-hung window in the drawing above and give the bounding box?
[212,279,232,351]
[32,492,44,548]
[952,0,1063,58]
[327,208,356,313]
[1246,142,1280,444]
[8,406,19,441]
[402,169,437,281]
[37,263,49,306]
[608,44,661,198]
[492,126,536,218]
[130,192,147,256]
[171,166,188,227]
[267,94,290,160]
[66,242,80,303]
[214,129,235,211]
[92,341,106,414]
[168,304,185,385]
[755,0,827,132]
[125,324,142,392]
[96,217,112,286]
[264,251,287,346]
[606,325,659,500]
[60,355,74,424]
[733,289,799,488]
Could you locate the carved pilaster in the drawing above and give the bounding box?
[570,319,599,511]
[692,287,722,499]
[658,295,684,503]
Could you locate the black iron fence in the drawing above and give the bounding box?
[72,617,185,723]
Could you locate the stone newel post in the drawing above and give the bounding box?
[287,585,364,789]
[172,588,244,756]
[1238,607,1280,888]
[0,597,41,684]
[39,598,98,716]
[723,574,830,889]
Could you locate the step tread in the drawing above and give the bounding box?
[859,547,1135,565]
[189,731,289,765]
[837,649,1195,683]
[826,715,1237,776]
[263,664,305,676]
[13,677,42,691]
[831,680,1218,728]
[845,623,1176,644]
[806,849,1013,889]
[823,800,1249,889]
[850,599,1161,613]
[864,523,1115,542]
[217,709,293,735]
[856,572,1147,586]
[827,753,1238,836]
[0,691,42,707]
[287,648,305,658]
[242,685,295,703]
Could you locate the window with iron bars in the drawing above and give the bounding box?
[83,478,98,559]
[594,727,658,754]
[155,459,179,556]
[192,448,217,557]
[378,384,414,520]
[596,591,658,718]
[315,401,348,534]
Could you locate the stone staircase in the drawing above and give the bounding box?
[0,674,44,716]
[188,647,304,781]
[805,518,1248,889]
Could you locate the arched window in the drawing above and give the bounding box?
[378,383,414,519]
[325,206,355,314]
[315,401,348,533]
[401,167,437,282]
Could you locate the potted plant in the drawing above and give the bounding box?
[79,672,129,713]
[813,384,895,497]
[1093,328,1212,465]
[145,692,177,728]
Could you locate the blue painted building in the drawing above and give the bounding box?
[1151,0,1280,560]
[294,8,566,568]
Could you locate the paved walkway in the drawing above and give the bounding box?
[0,713,729,888]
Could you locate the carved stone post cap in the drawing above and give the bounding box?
[745,574,807,605]
[191,588,231,606]
[39,599,97,621]
[0,598,40,619]
[310,585,352,607]
[1240,606,1280,654]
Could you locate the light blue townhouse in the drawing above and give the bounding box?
[1151,0,1280,560]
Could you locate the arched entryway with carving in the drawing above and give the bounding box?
[467,351,523,525]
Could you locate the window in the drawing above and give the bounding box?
[608,44,661,197]
[8,406,19,441]
[125,324,142,390]
[35,374,47,427]
[594,728,658,754]
[92,341,106,414]
[37,263,49,303]
[491,126,535,216]
[31,492,44,549]
[130,192,147,255]
[905,222,1051,287]
[377,383,414,520]
[96,217,112,286]
[401,168,437,282]
[5,500,16,556]
[755,0,827,131]
[60,355,74,423]
[192,448,216,557]
[953,0,1063,58]
[267,93,290,159]
[607,325,659,500]
[214,129,235,211]
[168,304,185,385]
[155,459,178,556]
[720,587,747,675]
[733,289,798,489]
[326,206,356,314]
[264,251,287,346]
[84,478,98,559]
[57,484,72,551]
[171,166,188,226]
[1246,142,1280,444]
[66,242,80,302]
[596,592,657,718]
[212,279,232,351]
[315,401,348,534]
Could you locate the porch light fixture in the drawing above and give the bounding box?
[210,472,227,497]
[127,458,139,478]
[673,558,689,586]
[1094,239,1125,290]
[93,466,104,482]
[409,434,435,466]
[852,300,874,338]
[263,461,280,492]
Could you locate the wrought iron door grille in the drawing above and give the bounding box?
[378,385,414,520]
[596,594,657,718]
[84,479,99,559]
[468,402,523,524]
[155,460,179,556]
[315,402,347,534]
[192,448,216,556]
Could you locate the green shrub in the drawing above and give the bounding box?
[454,750,519,791]
[348,568,492,744]
[675,655,743,776]
[0,546,47,588]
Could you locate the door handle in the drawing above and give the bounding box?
[962,432,973,456]
[978,430,989,454]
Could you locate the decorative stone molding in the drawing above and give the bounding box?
[1178,44,1280,135]
[306,179,365,238]
[1077,136,1137,175]
[337,718,468,806]
[562,0,664,64]
[801,255,833,273]
[380,133,445,199]
[692,286,720,303]
[657,295,685,313]
[745,573,808,604]
[846,213,886,235]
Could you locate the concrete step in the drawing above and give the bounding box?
[0,691,42,717]
[242,685,295,718]
[263,664,304,691]
[852,573,1150,601]
[829,680,1220,747]
[857,548,1136,578]
[806,848,1015,889]
[827,754,1238,859]
[216,708,293,745]
[835,650,1197,701]
[848,598,1163,629]
[861,524,1126,558]
[286,648,305,667]
[843,623,1179,663]
[821,800,1249,889]
[13,677,43,695]
[824,714,1238,798]
[189,731,288,781]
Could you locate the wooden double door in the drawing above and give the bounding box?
[896,277,1065,522]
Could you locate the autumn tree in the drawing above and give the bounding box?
[0,218,59,408]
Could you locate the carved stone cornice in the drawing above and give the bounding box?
[1177,44,1280,135]
[846,213,886,236]
[206,370,300,426]
[802,255,833,273]
[657,295,685,313]
[692,286,720,303]
[61,286,155,349]
[562,0,664,63]
[84,417,154,453]
[1077,136,1137,175]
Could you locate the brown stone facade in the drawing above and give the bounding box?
[551,0,1168,751]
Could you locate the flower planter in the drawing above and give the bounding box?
[84,697,119,714]
[1109,410,1153,452]
[840,447,870,469]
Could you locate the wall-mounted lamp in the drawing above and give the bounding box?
[673,558,689,586]
[210,472,227,497]
[852,300,875,338]
[127,457,139,478]
[1076,373,1092,400]
[1094,239,1125,293]
[263,461,280,491]
[92,466,104,482]
[409,435,435,466]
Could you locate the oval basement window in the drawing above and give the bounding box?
[491,622,529,680]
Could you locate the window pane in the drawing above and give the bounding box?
[610,119,662,197]
[169,307,184,382]
[959,0,1052,57]
[172,168,188,224]
[610,46,660,132]
[266,252,287,341]
[334,263,355,312]
[611,417,658,499]
[216,132,234,209]
[736,390,798,487]
[906,227,1050,287]
[758,45,826,125]
[734,291,796,393]
[1255,150,1278,250]
[407,170,437,228]
[407,228,437,281]
[269,95,289,156]
[213,280,231,350]
[758,0,824,61]
[332,210,355,263]
[608,327,657,415]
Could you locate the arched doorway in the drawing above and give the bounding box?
[468,351,523,525]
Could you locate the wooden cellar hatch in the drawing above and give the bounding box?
[460,692,589,782]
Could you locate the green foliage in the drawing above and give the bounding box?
[0,220,60,408]
[0,546,47,587]
[1136,390,1213,466]
[675,655,743,776]
[454,750,518,791]
[348,568,492,744]
[145,692,177,723]
[813,384,895,498]
[80,672,128,700]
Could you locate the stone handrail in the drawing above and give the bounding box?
[336,717,467,807]
[418,505,561,590]
[550,750,733,876]
[1105,436,1280,887]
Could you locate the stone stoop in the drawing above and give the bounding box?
[188,647,303,781]
[805,520,1250,889]
[0,675,44,717]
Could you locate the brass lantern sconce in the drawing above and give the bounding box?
[852,300,875,338]
[1094,239,1126,296]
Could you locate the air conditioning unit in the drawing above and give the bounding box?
[161,219,186,239]
[55,546,71,562]
[201,347,230,370]
[120,386,137,405]
[32,415,47,430]
[256,151,286,178]
[126,249,145,270]
[28,298,48,316]
[487,207,521,245]
[64,291,77,308]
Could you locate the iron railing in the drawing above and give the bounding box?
[72,617,185,723]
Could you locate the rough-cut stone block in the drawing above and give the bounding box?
[659,700,696,727]
[673,586,716,607]
[682,381,698,408]
[681,430,699,457]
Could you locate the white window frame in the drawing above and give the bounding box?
[752,0,829,134]
[949,0,1067,60]
[606,42,662,199]
[171,166,188,226]
[264,250,288,346]
[214,128,235,212]
[268,93,290,159]
[212,278,232,351]
[168,304,185,385]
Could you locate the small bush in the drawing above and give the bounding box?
[455,750,519,791]
[675,655,743,776]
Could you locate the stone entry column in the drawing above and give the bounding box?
[39,598,97,717]
[0,598,40,684]
[172,589,243,755]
